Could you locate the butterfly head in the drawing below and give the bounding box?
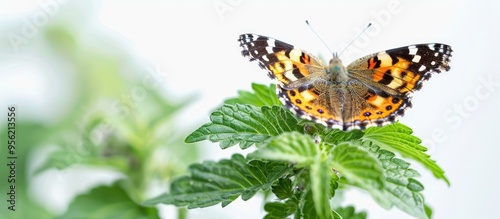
[328,52,348,80]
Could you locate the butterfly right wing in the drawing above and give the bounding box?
[340,44,453,130]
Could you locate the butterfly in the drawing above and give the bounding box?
[238,33,452,131]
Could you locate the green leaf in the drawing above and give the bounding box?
[310,158,335,219]
[355,141,428,219]
[424,204,433,218]
[362,123,449,185]
[332,210,342,219]
[322,128,364,144]
[334,206,367,219]
[251,130,337,219]
[143,154,292,208]
[301,188,318,219]
[329,143,385,192]
[272,178,294,200]
[185,104,302,149]
[301,187,335,219]
[378,149,427,218]
[58,183,159,219]
[264,198,298,219]
[225,83,281,107]
[250,132,318,166]
[266,170,340,219]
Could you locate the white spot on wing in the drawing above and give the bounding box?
[409,47,418,55]
[284,71,298,81]
[378,53,393,66]
[289,49,302,61]
[412,55,421,63]
[267,39,276,47]
[387,80,402,89]
[418,65,426,72]
[266,47,274,54]
[300,90,315,101]
[371,96,385,106]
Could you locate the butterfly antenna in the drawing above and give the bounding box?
[305,20,334,56]
[338,23,372,57]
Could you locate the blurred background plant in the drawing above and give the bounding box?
[0,1,200,218]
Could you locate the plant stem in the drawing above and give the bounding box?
[177,207,187,219]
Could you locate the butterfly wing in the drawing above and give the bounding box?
[238,34,326,87]
[341,44,453,129]
[239,34,344,128]
[277,82,345,129]
[348,43,452,95]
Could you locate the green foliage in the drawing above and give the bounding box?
[32,87,199,218]
[334,206,367,219]
[264,200,298,219]
[350,141,428,218]
[146,83,449,219]
[143,154,292,208]
[250,132,320,166]
[185,104,302,149]
[28,24,201,218]
[225,83,281,107]
[309,156,335,219]
[1,13,202,219]
[362,125,449,185]
[329,143,385,193]
[58,183,159,219]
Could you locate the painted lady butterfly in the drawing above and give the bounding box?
[238,34,452,130]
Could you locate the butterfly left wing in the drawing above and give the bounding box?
[238,34,326,87]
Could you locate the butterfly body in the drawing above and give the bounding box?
[238,34,452,131]
[325,53,348,82]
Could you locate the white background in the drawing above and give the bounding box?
[1,0,500,218]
